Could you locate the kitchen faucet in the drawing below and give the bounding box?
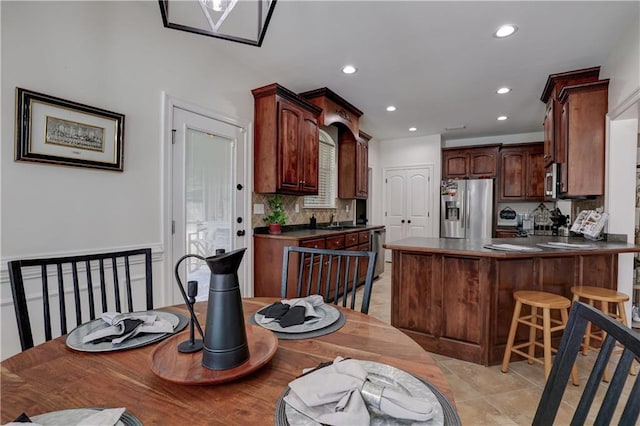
[330,213,335,226]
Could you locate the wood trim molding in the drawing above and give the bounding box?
[608,87,640,120]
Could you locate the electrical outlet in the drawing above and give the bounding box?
[254,203,264,214]
[346,205,349,212]
[295,204,300,213]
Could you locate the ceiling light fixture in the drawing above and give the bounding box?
[342,65,357,75]
[159,0,278,47]
[386,106,397,112]
[409,127,417,132]
[497,87,511,94]
[494,24,518,38]
[497,115,508,121]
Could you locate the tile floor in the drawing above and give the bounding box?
[362,262,637,425]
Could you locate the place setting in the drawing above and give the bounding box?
[66,310,188,352]
[4,407,141,426]
[275,356,461,426]
[249,294,346,339]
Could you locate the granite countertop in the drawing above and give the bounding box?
[383,236,640,257]
[254,224,384,239]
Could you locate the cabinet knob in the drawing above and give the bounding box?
[401,220,405,223]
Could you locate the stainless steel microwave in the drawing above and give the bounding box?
[545,163,559,199]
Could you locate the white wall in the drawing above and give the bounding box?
[0,1,264,359]
[378,134,442,238]
[601,11,640,324]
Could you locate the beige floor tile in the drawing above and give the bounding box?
[455,398,519,425]
[438,359,532,395]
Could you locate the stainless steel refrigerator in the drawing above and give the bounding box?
[440,179,493,239]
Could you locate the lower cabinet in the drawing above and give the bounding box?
[253,230,373,299]
[390,250,618,365]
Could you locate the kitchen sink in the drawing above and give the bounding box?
[319,224,367,230]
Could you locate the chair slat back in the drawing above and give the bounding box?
[281,246,377,314]
[533,301,640,426]
[8,248,153,351]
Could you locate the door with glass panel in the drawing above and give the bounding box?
[172,107,247,301]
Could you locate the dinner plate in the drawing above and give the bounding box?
[254,303,340,334]
[66,310,187,353]
[277,360,460,426]
[31,408,141,426]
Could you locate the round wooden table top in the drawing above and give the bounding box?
[1,298,455,425]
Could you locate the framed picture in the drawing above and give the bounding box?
[15,87,125,171]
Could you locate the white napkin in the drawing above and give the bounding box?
[82,312,174,344]
[2,408,126,426]
[259,295,324,325]
[76,408,126,426]
[284,357,435,426]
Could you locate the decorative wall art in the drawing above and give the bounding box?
[15,87,125,171]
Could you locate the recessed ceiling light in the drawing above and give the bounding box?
[494,24,518,38]
[386,105,397,112]
[342,65,357,75]
[497,115,508,121]
[497,87,511,94]
[409,127,417,132]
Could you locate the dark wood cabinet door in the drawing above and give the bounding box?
[278,101,303,191]
[543,102,555,166]
[469,146,498,178]
[442,151,469,178]
[499,149,526,200]
[355,139,368,197]
[499,143,544,201]
[525,147,545,200]
[300,113,319,194]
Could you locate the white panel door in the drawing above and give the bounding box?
[172,107,247,302]
[384,166,434,262]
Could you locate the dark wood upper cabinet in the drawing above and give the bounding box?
[252,83,322,195]
[498,143,545,202]
[558,80,609,197]
[338,130,370,199]
[300,87,369,200]
[540,66,600,169]
[442,145,499,179]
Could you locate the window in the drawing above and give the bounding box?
[304,129,336,208]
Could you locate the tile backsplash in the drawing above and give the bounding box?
[252,193,353,228]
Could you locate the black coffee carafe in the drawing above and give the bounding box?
[174,248,249,370]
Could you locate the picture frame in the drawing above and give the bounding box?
[15,87,125,172]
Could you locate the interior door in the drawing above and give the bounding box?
[384,166,434,262]
[172,107,247,301]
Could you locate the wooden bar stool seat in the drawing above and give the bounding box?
[501,290,578,385]
[570,285,637,381]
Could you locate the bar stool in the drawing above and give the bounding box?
[570,286,637,381]
[501,290,578,385]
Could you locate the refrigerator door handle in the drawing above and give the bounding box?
[466,187,471,229]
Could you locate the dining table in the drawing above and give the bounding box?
[1,297,456,425]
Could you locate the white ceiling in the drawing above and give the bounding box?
[168,1,639,142]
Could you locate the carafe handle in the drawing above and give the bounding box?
[174,254,206,339]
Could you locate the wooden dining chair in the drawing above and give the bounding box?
[532,301,640,426]
[8,248,153,351]
[280,246,377,314]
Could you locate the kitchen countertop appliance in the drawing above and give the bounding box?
[440,179,494,239]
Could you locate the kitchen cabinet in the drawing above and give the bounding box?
[338,130,370,199]
[540,66,600,167]
[252,83,322,195]
[558,80,609,197]
[442,145,499,179]
[498,143,545,201]
[253,228,379,298]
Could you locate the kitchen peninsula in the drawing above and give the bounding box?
[384,236,640,366]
